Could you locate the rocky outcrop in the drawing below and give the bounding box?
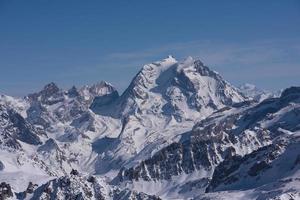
[0,182,13,199]
[205,134,299,192]
[0,104,42,150]
[29,174,161,200]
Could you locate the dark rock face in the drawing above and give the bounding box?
[92,136,120,154]
[0,161,4,171]
[16,182,39,199]
[205,137,294,192]
[0,104,42,149]
[90,91,119,110]
[29,175,161,200]
[28,176,93,200]
[26,102,50,128]
[6,109,42,145]
[28,82,64,105]
[37,138,59,152]
[115,110,271,184]
[112,189,162,200]
[0,182,13,199]
[70,112,96,132]
[81,81,119,107]
[0,131,22,150]
[247,160,271,177]
[87,176,96,183]
[280,86,300,99]
[67,86,80,98]
[70,169,79,176]
[116,132,237,182]
[26,182,38,194]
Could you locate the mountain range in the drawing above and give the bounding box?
[0,56,299,200]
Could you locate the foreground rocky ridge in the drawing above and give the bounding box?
[113,86,300,198]
[0,56,299,199]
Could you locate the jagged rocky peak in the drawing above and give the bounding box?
[42,82,60,94]
[176,56,245,105]
[116,55,245,119]
[91,81,117,95]
[83,81,117,97]
[205,134,299,193]
[66,85,80,98]
[124,55,178,96]
[38,82,61,99]
[80,81,119,105]
[26,174,161,200]
[116,84,300,186]
[27,81,118,106]
[0,104,42,150]
[180,56,213,77]
[0,94,28,117]
[28,82,64,105]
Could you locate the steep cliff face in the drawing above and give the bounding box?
[206,134,299,192]
[0,104,43,150]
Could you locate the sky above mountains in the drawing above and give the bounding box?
[0,0,299,96]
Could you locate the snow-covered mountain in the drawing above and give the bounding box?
[114,86,300,199]
[91,56,246,175]
[0,56,299,200]
[238,83,281,102]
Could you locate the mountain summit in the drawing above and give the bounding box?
[94,56,245,120]
[90,56,246,174]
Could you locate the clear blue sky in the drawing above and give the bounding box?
[0,0,299,96]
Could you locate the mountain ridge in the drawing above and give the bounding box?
[0,56,299,200]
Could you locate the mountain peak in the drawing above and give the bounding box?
[151,55,177,67]
[88,81,117,96]
[41,82,60,95]
[27,82,63,105]
[165,55,177,62]
[79,81,118,106]
[67,86,80,98]
[121,56,178,100]
[113,56,245,120]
